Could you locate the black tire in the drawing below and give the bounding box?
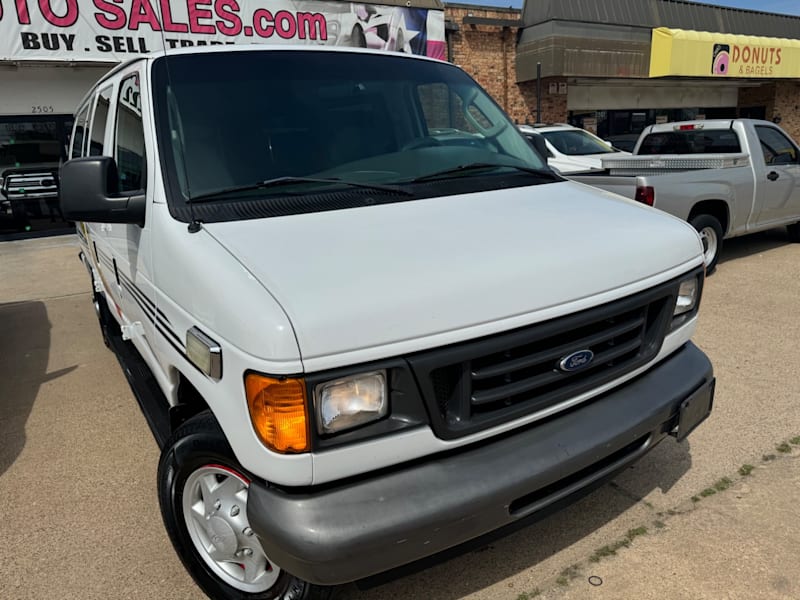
[787,222,800,243]
[689,214,724,274]
[157,412,334,600]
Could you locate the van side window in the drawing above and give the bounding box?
[89,86,113,157]
[115,74,146,192]
[755,126,798,165]
[71,103,91,159]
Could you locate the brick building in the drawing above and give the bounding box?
[446,0,800,145]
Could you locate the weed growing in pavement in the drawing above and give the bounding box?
[516,590,540,600]
[536,440,798,596]
[589,539,631,563]
[714,477,733,492]
[626,526,648,540]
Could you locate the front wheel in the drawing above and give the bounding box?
[689,214,724,273]
[157,412,334,600]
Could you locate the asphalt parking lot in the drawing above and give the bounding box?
[1,230,799,600]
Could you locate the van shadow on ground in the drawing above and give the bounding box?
[343,437,692,600]
[0,301,76,476]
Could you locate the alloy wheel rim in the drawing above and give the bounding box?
[699,226,718,267]
[182,464,279,593]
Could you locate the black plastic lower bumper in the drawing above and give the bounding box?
[247,342,714,586]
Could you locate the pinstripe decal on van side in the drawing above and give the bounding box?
[95,248,187,357]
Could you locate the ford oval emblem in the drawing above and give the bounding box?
[559,349,595,373]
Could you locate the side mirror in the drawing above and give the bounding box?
[528,135,549,163]
[59,157,145,226]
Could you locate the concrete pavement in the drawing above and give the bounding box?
[1,229,799,599]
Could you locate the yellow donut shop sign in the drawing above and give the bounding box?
[649,27,800,78]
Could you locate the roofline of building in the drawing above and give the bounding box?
[660,0,800,20]
[445,3,522,14]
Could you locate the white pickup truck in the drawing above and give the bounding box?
[59,46,713,600]
[571,119,800,271]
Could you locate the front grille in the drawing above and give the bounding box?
[1,169,59,200]
[408,275,691,440]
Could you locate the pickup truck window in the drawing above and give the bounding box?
[755,126,799,165]
[638,130,742,155]
[152,50,547,211]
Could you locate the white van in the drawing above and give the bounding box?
[61,46,714,600]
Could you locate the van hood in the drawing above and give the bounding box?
[204,181,702,367]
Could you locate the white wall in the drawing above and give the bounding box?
[0,65,112,116]
[568,82,740,111]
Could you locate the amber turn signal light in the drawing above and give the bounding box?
[245,374,309,453]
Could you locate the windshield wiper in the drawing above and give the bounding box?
[187,176,413,203]
[408,163,561,184]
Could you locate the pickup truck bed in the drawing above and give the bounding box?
[570,119,800,271]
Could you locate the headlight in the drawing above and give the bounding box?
[315,370,387,434]
[674,277,699,316]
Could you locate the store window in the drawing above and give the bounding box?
[1,116,73,238]
[569,107,738,151]
[116,74,147,192]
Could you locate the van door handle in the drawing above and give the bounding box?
[767,171,779,181]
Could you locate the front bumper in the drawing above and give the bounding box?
[247,342,713,585]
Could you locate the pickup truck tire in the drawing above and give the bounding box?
[157,412,335,600]
[787,222,800,243]
[689,214,724,273]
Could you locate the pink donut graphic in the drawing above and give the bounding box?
[713,52,729,75]
[712,44,731,75]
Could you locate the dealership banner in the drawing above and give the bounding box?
[0,0,446,62]
[649,27,800,78]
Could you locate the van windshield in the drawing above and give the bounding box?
[151,50,549,208]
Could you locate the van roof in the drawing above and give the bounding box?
[93,44,445,94]
[81,45,448,114]
[111,44,442,74]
